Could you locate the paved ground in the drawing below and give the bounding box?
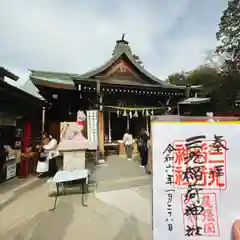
[0,176,46,210]
[0,155,152,240]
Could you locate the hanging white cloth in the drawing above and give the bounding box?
[36,158,49,173]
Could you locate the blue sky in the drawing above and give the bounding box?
[0,0,228,85]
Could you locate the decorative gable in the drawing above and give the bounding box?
[97,60,146,84]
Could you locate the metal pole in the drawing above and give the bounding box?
[108,111,112,142]
[127,116,130,130]
[146,116,149,133]
[41,106,46,134]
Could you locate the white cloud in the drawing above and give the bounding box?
[0,0,226,84]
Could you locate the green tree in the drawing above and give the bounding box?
[216,0,240,111]
[186,66,220,92]
[216,0,240,58]
[166,66,230,112]
[167,66,220,92]
[166,72,186,85]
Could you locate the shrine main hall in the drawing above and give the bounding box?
[28,36,201,155]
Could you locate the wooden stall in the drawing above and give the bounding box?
[0,67,45,182]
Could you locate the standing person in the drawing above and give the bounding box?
[0,133,7,182]
[137,128,149,168]
[123,129,133,161]
[43,133,60,178]
[36,132,51,177]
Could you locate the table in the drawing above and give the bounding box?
[118,140,138,155]
[48,169,89,211]
[104,142,119,155]
[118,141,125,154]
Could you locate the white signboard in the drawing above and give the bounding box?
[6,161,17,180]
[87,110,98,145]
[152,122,240,239]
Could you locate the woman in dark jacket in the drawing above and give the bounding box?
[137,128,149,168]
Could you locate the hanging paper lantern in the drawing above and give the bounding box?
[129,111,133,119]
[117,110,120,117]
[145,110,150,117]
[151,110,154,116]
[122,110,127,117]
[133,110,138,118]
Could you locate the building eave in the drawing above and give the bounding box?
[0,66,19,81]
[0,79,46,106]
[30,76,75,90]
[29,69,80,81]
[178,97,211,105]
[73,77,187,90]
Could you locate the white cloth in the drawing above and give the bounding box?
[43,139,60,160]
[123,133,133,145]
[36,159,49,173]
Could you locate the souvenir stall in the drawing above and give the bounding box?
[0,67,45,182]
[0,116,17,181]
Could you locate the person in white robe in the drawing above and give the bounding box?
[36,135,60,177]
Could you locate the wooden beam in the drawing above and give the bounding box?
[97,80,105,158]
[0,67,19,81]
[98,111,105,158]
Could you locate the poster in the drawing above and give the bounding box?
[152,121,240,239]
[86,110,98,145]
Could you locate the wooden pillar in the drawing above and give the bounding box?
[98,111,105,158]
[97,80,105,160]
[108,111,112,142]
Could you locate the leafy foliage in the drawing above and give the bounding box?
[215,0,240,111]
[167,1,240,113]
[166,72,186,85]
[166,66,232,112]
[216,0,240,57]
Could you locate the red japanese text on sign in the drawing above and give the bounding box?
[182,193,220,237]
[173,140,227,190]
